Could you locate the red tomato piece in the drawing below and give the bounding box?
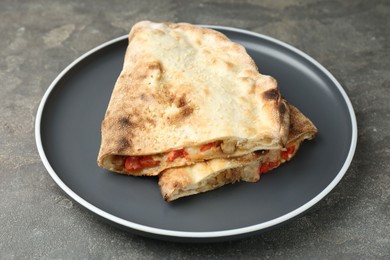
[259,161,280,174]
[287,146,295,154]
[166,149,188,162]
[139,156,160,168]
[268,161,280,169]
[259,163,270,174]
[125,156,160,172]
[280,151,288,161]
[200,142,217,152]
[281,146,295,161]
[125,156,141,171]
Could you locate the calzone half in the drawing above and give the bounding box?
[158,103,317,201]
[97,21,289,176]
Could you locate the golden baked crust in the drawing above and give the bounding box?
[158,103,317,201]
[97,21,289,176]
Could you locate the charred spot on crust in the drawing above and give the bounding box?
[118,108,156,134]
[117,137,131,152]
[119,117,131,127]
[175,94,187,108]
[147,61,163,72]
[163,94,195,123]
[168,104,195,124]
[279,102,287,114]
[263,89,279,100]
[181,106,194,117]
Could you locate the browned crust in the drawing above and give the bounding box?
[158,102,317,201]
[159,167,245,202]
[97,21,290,175]
[287,103,318,142]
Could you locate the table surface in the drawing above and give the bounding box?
[1,0,389,258]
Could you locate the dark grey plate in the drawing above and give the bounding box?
[35,26,357,242]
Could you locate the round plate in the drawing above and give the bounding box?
[35,25,357,242]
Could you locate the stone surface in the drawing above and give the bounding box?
[1,0,389,259]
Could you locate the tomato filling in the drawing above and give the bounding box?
[259,161,280,174]
[280,146,295,161]
[125,155,160,172]
[166,149,188,162]
[200,141,218,152]
[258,146,296,174]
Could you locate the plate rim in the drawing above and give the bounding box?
[35,25,357,239]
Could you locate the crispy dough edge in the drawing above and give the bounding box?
[97,21,290,175]
[158,102,317,201]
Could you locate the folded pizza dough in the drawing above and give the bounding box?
[97,21,289,176]
[158,103,317,201]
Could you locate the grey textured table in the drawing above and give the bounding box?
[1,0,389,259]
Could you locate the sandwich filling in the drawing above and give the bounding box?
[109,139,282,174]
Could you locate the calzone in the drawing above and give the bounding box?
[97,21,289,176]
